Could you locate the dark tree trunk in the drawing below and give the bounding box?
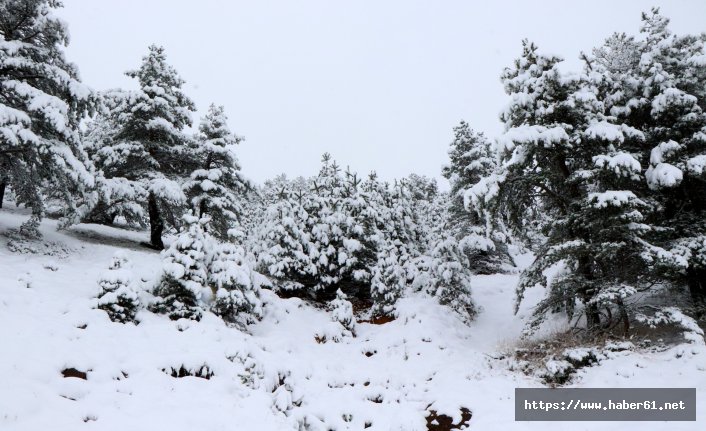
[578,255,601,333]
[148,192,164,250]
[584,303,602,332]
[0,179,6,209]
[616,298,630,336]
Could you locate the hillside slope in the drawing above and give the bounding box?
[1,208,704,430]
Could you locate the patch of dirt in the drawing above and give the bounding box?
[360,315,396,325]
[426,408,472,430]
[61,368,88,380]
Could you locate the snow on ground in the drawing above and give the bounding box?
[0,208,704,430]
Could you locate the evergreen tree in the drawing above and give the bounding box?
[442,122,494,226]
[0,0,96,235]
[442,121,514,274]
[257,183,317,291]
[424,236,476,323]
[633,10,706,306]
[362,174,419,316]
[405,173,439,202]
[590,9,706,311]
[329,289,356,337]
[96,252,140,323]
[87,45,197,248]
[470,40,661,335]
[184,104,250,241]
[412,188,448,252]
[306,154,378,296]
[370,240,408,317]
[210,241,263,328]
[257,154,383,300]
[150,214,209,321]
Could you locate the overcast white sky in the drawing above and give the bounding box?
[58,0,706,187]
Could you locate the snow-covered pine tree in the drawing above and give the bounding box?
[411,187,448,253]
[209,241,263,328]
[87,45,197,249]
[306,153,351,292]
[443,122,494,226]
[0,0,96,235]
[385,180,421,252]
[96,252,140,323]
[591,9,706,311]
[405,173,439,202]
[255,156,427,312]
[184,104,250,241]
[470,40,661,336]
[258,154,380,300]
[633,10,706,307]
[370,239,408,318]
[150,214,209,321]
[442,121,514,274]
[256,183,318,291]
[329,289,356,337]
[341,167,381,285]
[423,236,476,323]
[369,180,421,316]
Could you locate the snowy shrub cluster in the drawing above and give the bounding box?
[96,252,140,323]
[253,154,478,322]
[328,289,357,338]
[150,214,263,325]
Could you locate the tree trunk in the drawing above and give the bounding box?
[578,255,601,333]
[584,302,602,333]
[148,192,165,250]
[0,179,6,209]
[616,298,630,337]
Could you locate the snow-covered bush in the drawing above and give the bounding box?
[210,242,263,328]
[328,289,356,337]
[150,215,209,321]
[96,252,140,323]
[423,237,477,323]
[409,236,477,324]
[370,241,411,318]
[542,359,574,384]
[256,154,417,305]
[150,214,264,326]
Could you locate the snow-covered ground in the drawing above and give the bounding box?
[1,208,704,430]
